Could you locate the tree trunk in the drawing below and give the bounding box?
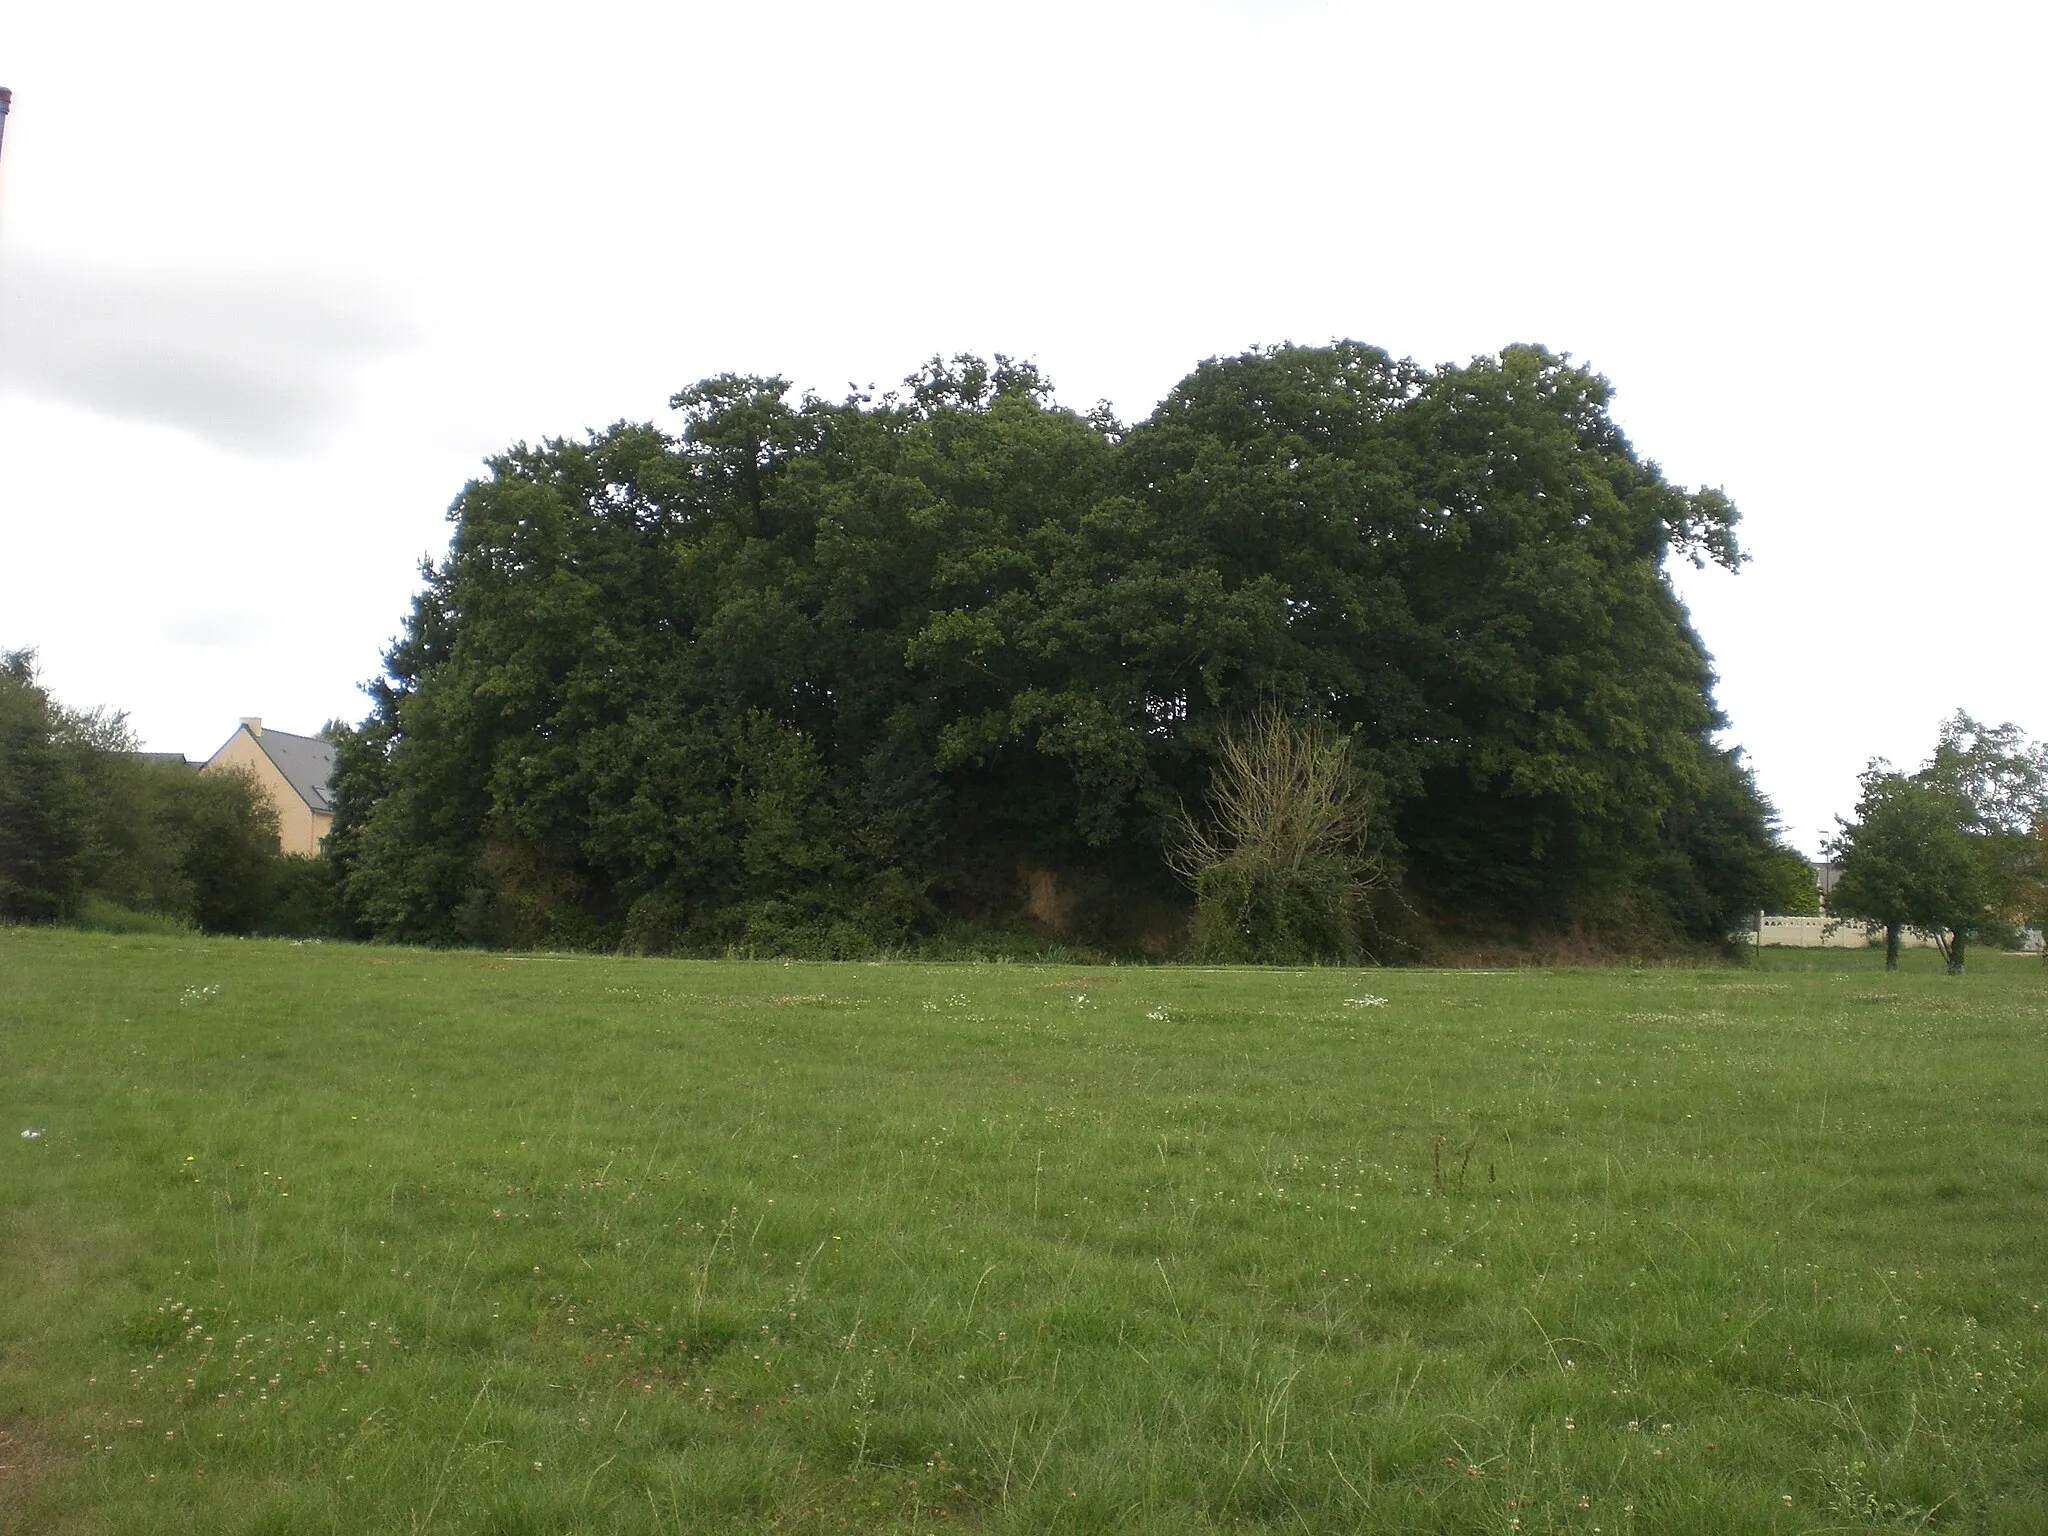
[1946,929,1967,975]
[1884,921,1901,970]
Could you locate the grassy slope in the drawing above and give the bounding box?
[1,929,2044,1534]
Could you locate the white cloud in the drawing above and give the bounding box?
[0,255,405,454]
[162,612,271,649]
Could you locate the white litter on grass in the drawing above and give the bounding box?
[1145,1006,1171,1021]
[21,1127,45,1140]
[1342,995,1389,1008]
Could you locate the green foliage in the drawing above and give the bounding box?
[1830,771,1979,969]
[84,753,201,915]
[0,649,102,920]
[1755,852,1824,914]
[1188,855,1357,964]
[258,850,347,939]
[167,766,280,935]
[334,345,1797,955]
[1921,712,2048,836]
[1831,715,2047,972]
[1642,744,1817,930]
[8,930,2048,1531]
[0,650,321,936]
[1923,713,2048,959]
[1124,344,1753,938]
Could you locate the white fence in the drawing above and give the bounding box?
[1750,915,2046,952]
[1749,914,1937,949]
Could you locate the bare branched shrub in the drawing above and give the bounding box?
[1170,710,1390,963]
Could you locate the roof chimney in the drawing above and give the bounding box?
[242,716,263,737]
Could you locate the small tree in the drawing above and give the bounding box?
[1170,711,1389,964]
[1922,713,2048,959]
[1829,714,2048,974]
[1828,770,1981,970]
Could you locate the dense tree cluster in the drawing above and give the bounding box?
[331,344,1808,957]
[0,650,326,934]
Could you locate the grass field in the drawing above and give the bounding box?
[2,929,2044,1533]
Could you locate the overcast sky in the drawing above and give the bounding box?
[2,0,2040,854]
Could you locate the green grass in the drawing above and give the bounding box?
[2,929,2044,1534]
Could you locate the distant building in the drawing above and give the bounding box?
[1808,857,1843,907]
[202,718,336,855]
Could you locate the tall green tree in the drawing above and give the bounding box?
[1105,342,1766,939]
[0,650,97,921]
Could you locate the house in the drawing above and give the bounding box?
[202,718,336,855]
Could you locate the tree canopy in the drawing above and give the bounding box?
[1829,714,2048,971]
[332,344,1800,957]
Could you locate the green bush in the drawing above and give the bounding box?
[65,897,192,936]
[1190,852,1360,964]
[259,855,347,939]
[170,768,281,934]
[1174,711,1388,964]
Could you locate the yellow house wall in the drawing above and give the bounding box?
[203,730,324,856]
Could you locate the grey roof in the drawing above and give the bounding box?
[132,751,194,768]
[249,727,338,813]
